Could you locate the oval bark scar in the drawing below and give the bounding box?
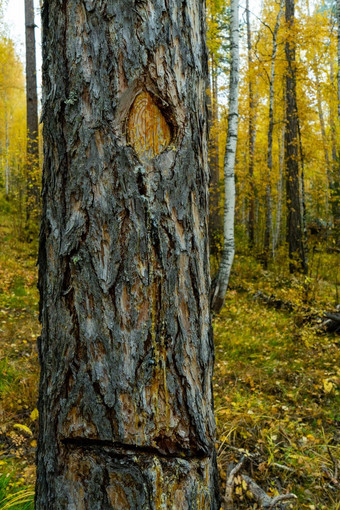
[128,91,171,161]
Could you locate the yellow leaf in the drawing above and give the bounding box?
[242,479,248,491]
[323,379,334,394]
[13,424,33,436]
[30,439,37,448]
[30,408,39,421]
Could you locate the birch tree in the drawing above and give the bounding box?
[211,0,239,313]
[36,0,219,508]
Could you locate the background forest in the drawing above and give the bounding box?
[0,0,339,509]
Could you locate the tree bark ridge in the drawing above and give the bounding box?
[37,1,219,508]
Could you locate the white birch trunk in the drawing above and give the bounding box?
[211,0,239,313]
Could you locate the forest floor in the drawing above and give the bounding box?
[0,211,339,510]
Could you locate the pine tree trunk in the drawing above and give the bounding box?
[211,0,239,313]
[25,0,39,221]
[36,1,219,508]
[284,0,307,273]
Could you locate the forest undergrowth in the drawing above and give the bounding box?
[0,208,339,510]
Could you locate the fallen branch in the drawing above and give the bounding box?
[315,313,340,334]
[324,447,339,486]
[222,456,245,510]
[273,462,294,473]
[242,475,297,509]
[252,290,294,312]
[251,289,340,335]
[324,313,340,323]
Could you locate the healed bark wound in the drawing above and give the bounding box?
[37,1,219,508]
[128,91,171,161]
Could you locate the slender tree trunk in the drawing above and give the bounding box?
[297,115,308,272]
[246,0,256,250]
[284,0,307,273]
[337,0,340,122]
[25,0,39,221]
[209,54,222,255]
[264,0,284,267]
[5,105,9,198]
[212,57,220,182]
[313,60,332,218]
[330,61,337,167]
[329,60,339,232]
[36,1,219,508]
[334,0,340,244]
[211,0,239,313]
[273,123,285,254]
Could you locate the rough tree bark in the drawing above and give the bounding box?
[25,0,39,218]
[36,1,219,509]
[284,0,307,273]
[211,0,239,313]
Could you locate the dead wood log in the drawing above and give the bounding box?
[222,456,245,510]
[222,456,297,509]
[315,312,340,334]
[251,289,340,334]
[242,475,297,509]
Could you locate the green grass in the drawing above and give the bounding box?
[0,474,34,510]
[214,286,339,509]
[0,198,339,508]
[0,359,17,395]
[0,203,39,506]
